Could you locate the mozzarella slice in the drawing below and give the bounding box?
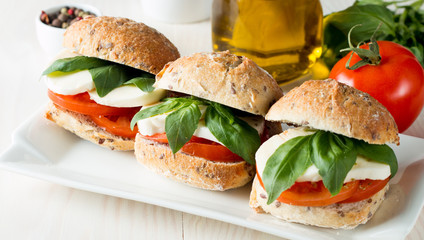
[44,49,165,108]
[44,70,95,95]
[44,49,93,95]
[137,104,265,144]
[255,127,391,182]
[88,85,167,108]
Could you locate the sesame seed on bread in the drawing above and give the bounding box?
[134,121,282,190]
[154,51,284,116]
[135,135,255,191]
[63,16,180,75]
[45,102,134,151]
[265,79,399,145]
[249,176,388,229]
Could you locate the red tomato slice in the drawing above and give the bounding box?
[340,177,389,203]
[140,133,244,162]
[257,173,359,206]
[90,115,139,139]
[48,90,140,116]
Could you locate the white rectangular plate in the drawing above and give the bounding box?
[1,108,424,240]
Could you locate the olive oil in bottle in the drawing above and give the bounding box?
[212,0,323,84]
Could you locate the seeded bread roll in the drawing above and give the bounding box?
[45,102,134,151]
[266,79,399,145]
[249,176,388,229]
[135,136,254,190]
[135,121,282,190]
[63,16,180,74]
[154,51,283,116]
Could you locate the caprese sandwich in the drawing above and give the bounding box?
[42,16,180,150]
[250,79,399,229]
[131,51,284,190]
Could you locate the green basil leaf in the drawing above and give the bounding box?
[209,102,235,124]
[162,96,207,106]
[263,135,314,204]
[42,56,110,75]
[205,104,260,165]
[89,65,130,97]
[165,103,202,154]
[311,131,357,195]
[125,76,155,93]
[354,139,398,178]
[130,100,182,130]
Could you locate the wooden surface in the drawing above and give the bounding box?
[1,0,423,239]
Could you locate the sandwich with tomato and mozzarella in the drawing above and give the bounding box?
[42,16,180,150]
[250,79,399,229]
[131,51,284,190]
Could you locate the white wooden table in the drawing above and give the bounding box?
[1,0,423,239]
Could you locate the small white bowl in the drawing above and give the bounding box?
[141,0,212,23]
[35,4,102,57]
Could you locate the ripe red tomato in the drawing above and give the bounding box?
[340,177,389,204]
[329,41,424,132]
[257,172,389,206]
[48,90,140,138]
[90,115,139,139]
[140,133,244,162]
[48,90,139,116]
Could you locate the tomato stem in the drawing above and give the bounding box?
[340,23,383,70]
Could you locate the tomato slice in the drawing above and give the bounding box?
[340,178,389,203]
[141,133,170,144]
[48,90,140,116]
[256,173,359,206]
[90,114,139,139]
[277,181,359,206]
[140,133,244,162]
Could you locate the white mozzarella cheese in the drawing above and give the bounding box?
[137,104,265,144]
[88,85,167,108]
[44,49,95,95]
[255,127,391,183]
[44,49,165,108]
[44,70,95,95]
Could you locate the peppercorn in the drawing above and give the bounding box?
[60,7,68,14]
[40,7,96,29]
[51,19,62,27]
[58,13,68,22]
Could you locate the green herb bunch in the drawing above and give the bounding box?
[323,0,424,68]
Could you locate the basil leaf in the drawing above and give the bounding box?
[130,100,182,129]
[354,139,398,178]
[165,103,201,154]
[205,104,260,164]
[88,65,129,97]
[125,76,155,93]
[42,56,110,75]
[209,102,235,124]
[263,135,313,204]
[311,131,357,195]
[162,96,207,106]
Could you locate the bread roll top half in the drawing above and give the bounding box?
[63,16,180,75]
[266,79,399,145]
[154,51,284,116]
